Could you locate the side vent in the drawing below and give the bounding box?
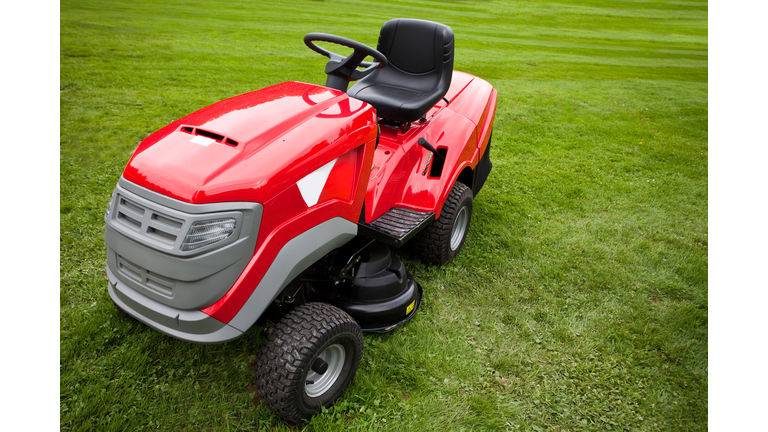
[179,125,239,147]
[195,129,225,142]
[429,148,448,178]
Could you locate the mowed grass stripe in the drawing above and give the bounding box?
[459,32,707,57]
[601,0,706,8]
[523,2,707,19]
[459,46,706,69]
[456,24,706,44]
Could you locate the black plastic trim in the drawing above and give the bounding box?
[358,207,435,247]
[472,135,493,197]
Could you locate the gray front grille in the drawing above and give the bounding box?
[117,254,175,297]
[115,195,184,246]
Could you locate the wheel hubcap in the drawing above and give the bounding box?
[305,344,345,398]
[450,206,469,251]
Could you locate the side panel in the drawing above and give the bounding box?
[446,77,494,127]
[368,112,477,220]
[365,72,497,222]
[202,139,376,323]
[470,89,498,196]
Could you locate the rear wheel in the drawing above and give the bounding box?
[410,181,473,265]
[255,302,363,424]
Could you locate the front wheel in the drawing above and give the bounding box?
[255,302,363,424]
[410,181,474,265]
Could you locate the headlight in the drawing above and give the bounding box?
[180,218,237,251]
[105,191,116,220]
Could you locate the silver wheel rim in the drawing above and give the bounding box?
[305,344,345,398]
[450,206,469,251]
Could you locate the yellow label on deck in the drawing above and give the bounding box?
[406,300,415,315]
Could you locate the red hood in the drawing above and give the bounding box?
[124,81,377,204]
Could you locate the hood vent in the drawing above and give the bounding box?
[180,126,238,147]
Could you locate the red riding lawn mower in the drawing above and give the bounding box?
[104,18,497,423]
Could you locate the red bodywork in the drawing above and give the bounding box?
[123,71,496,324]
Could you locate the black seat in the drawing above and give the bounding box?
[347,19,454,123]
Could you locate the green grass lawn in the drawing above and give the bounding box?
[60,0,707,430]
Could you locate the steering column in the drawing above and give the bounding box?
[304,33,388,91]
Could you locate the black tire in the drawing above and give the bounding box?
[255,302,364,424]
[410,181,473,265]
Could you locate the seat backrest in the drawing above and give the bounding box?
[378,18,454,77]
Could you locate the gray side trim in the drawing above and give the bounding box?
[108,266,243,344]
[228,217,358,332]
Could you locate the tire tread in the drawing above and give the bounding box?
[255,303,363,424]
[410,182,473,265]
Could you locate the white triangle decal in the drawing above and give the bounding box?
[296,158,337,207]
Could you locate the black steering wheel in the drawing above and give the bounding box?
[304,33,388,92]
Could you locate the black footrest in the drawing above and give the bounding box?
[359,207,435,247]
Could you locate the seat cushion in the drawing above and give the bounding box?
[347,19,453,123]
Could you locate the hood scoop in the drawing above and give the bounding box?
[180,126,239,147]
